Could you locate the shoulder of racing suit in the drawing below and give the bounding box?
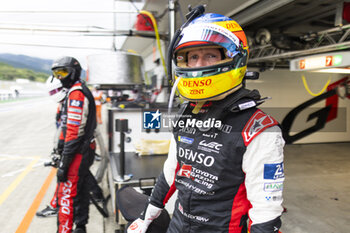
[242,109,279,146]
[70,82,96,139]
[69,83,82,93]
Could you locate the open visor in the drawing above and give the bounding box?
[175,23,241,59]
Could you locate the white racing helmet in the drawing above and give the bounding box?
[45,75,68,102]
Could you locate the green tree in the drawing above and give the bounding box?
[0,62,49,82]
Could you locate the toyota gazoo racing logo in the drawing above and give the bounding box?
[178,164,192,178]
[178,163,218,190]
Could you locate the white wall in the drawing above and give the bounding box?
[247,69,350,144]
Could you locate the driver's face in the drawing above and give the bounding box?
[187,48,222,68]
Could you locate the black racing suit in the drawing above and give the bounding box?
[149,88,285,233]
[57,81,97,233]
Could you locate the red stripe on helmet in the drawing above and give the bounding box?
[175,41,211,51]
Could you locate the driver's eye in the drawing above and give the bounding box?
[206,54,217,58]
[189,54,199,61]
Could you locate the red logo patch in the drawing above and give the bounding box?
[178,164,192,178]
[242,109,278,146]
[129,220,141,230]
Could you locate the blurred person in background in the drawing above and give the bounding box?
[91,85,104,125]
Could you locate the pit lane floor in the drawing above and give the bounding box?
[0,97,107,233]
[0,97,349,233]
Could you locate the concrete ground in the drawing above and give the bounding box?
[281,142,350,233]
[0,97,106,233]
[0,97,349,233]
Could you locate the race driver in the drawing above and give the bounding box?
[52,56,97,233]
[128,11,285,233]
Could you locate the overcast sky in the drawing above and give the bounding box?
[0,0,144,68]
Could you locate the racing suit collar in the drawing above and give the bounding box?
[187,88,262,114]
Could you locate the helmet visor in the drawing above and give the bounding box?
[176,23,241,59]
[52,68,71,79]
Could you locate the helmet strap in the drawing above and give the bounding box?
[192,101,205,114]
[168,77,182,114]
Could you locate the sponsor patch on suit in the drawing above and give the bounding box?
[264,162,284,180]
[68,113,82,120]
[69,99,83,108]
[67,119,81,125]
[68,108,82,113]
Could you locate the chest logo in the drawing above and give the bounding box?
[198,140,222,154]
[178,147,215,167]
[178,136,194,144]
